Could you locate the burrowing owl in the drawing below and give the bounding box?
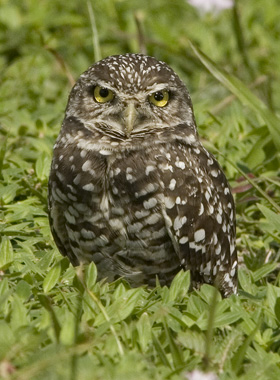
[48,54,237,297]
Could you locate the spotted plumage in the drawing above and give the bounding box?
[48,53,237,297]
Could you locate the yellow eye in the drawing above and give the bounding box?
[148,90,169,107]
[93,86,115,103]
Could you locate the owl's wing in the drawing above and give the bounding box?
[159,141,237,296]
[48,189,80,266]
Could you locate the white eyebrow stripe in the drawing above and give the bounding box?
[146,83,169,93]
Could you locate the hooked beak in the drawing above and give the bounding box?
[123,103,137,137]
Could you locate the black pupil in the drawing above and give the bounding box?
[99,88,109,98]
[154,91,164,101]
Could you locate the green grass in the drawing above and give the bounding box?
[0,0,280,379]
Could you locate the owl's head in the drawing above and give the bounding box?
[65,54,197,142]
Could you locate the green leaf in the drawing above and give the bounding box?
[43,261,61,293]
[257,204,280,231]
[0,236,14,270]
[274,298,280,323]
[137,312,152,352]
[177,330,206,353]
[0,320,14,359]
[35,151,51,181]
[251,262,278,282]
[60,310,76,345]
[191,42,280,151]
[38,294,61,342]
[85,262,97,290]
[0,183,20,204]
[166,270,190,303]
[213,310,242,328]
[266,284,280,315]
[152,332,172,369]
[10,294,29,329]
[15,280,32,301]
[163,318,184,368]
[94,288,142,326]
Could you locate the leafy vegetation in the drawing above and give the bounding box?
[0,0,280,379]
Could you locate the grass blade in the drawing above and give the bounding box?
[87,1,101,62]
[190,42,280,151]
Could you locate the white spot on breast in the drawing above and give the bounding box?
[145,165,155,175]
[174,216,187,231]
[67,184,77,194]
[211,169,218,177]
[73,174,81,185]
[81,228,95,239]
[126,173,133,181]
[175,161,186,170]
[100,194,109,219]
[175,196,181,204]
[94,235,109,247]
[216,214,222,224]
[83,183,95,191]
[56,171,64,182]
[135,210,150,219]
[67,193,77,202]
[99,149,112,155]
[139,229,151,238]
[138,183,157,196]
[151,227,166,240]
[82,160,96,176]
[73,203,89,213]
[224,187,230,195]
[198,203,204,216]
[169,178,177,190]
[128,222,143,233]
[109,218,124,230]
[208,205,214,214]
[194,229,205,242]
[55,188,68,202]
[65,210,76,224]
[146,214,160,225]
[159,163,174,172]
[68,206,79,218]
[215,244,221,255]
[143,197,157,209]
[179,236,189,244]
[212,233,218,246]
[186,134,196,144]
